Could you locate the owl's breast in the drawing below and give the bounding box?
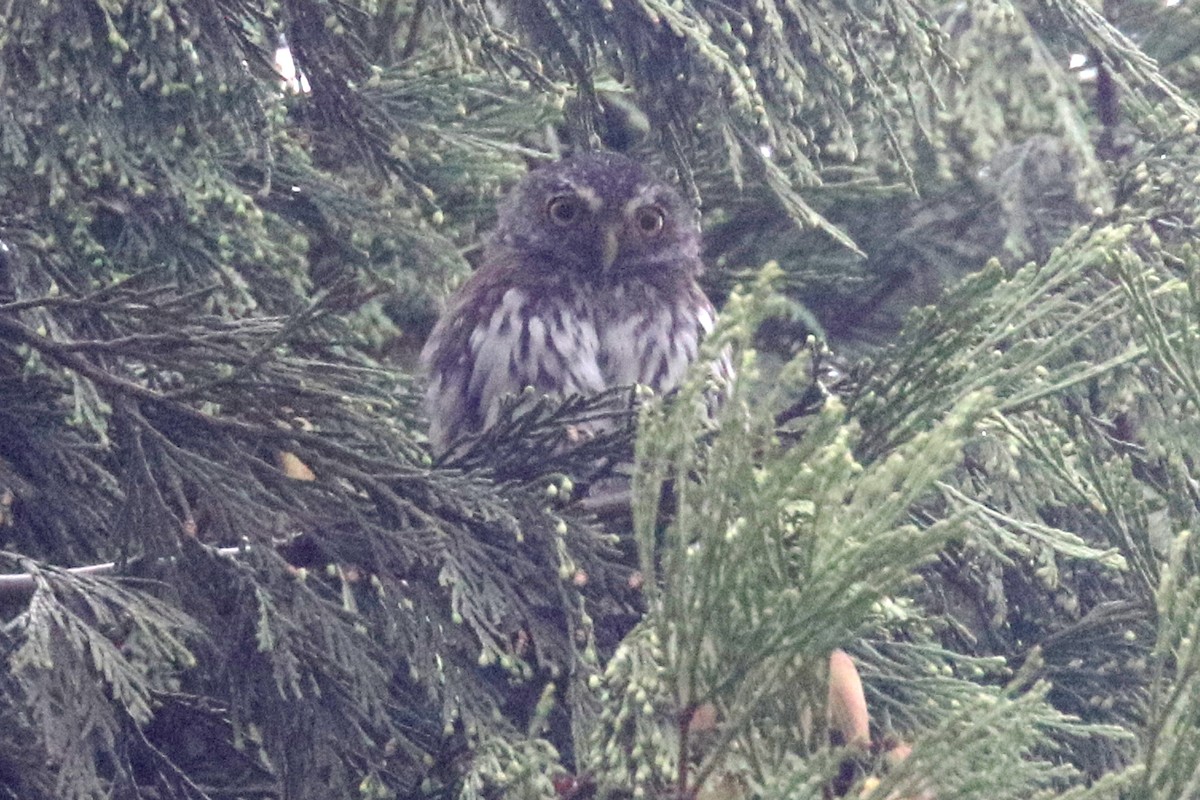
[595,282,713,393]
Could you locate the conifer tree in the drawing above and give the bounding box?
[1,1,1199,799]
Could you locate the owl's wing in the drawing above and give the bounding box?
[420,283,606,455]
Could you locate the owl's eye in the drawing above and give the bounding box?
[547,195,582,226]
[634,205,666,236]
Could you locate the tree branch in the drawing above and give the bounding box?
[0,546,244,598]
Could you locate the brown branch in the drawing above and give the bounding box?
[400,0,428,60]
[678,705,693,799]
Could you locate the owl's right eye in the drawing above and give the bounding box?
[546,195,582,226]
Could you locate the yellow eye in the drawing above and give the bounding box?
[635,205,665,236]
[547,195,582,226]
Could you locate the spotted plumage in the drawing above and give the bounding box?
[421,152,720,455]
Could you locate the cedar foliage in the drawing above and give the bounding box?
[1,1,1199,799]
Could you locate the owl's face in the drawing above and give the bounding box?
[489,152,701,282]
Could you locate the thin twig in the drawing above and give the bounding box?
[0,546,244,597]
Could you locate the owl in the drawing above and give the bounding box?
[421,152,720,456]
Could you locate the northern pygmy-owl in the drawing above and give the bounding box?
[421,152,720,455]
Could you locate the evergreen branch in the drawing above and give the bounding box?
[940,482,1127,567]
[1037,0,1200,122]
[1137,531,1200,799]
[1,309,426,474]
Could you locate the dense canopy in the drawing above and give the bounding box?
[2,1,1200,798]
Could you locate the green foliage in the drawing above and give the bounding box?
[582,245,1151,796]
[2,0,1200,799]
[1,559,197,798]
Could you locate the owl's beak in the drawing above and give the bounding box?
[600,225,620,270]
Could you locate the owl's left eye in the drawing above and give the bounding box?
[547,195,582,226]
[634,205,666,236]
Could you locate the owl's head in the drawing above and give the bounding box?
[490,152,702,281]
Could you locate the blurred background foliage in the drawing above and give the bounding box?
[2,0,1200,798]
